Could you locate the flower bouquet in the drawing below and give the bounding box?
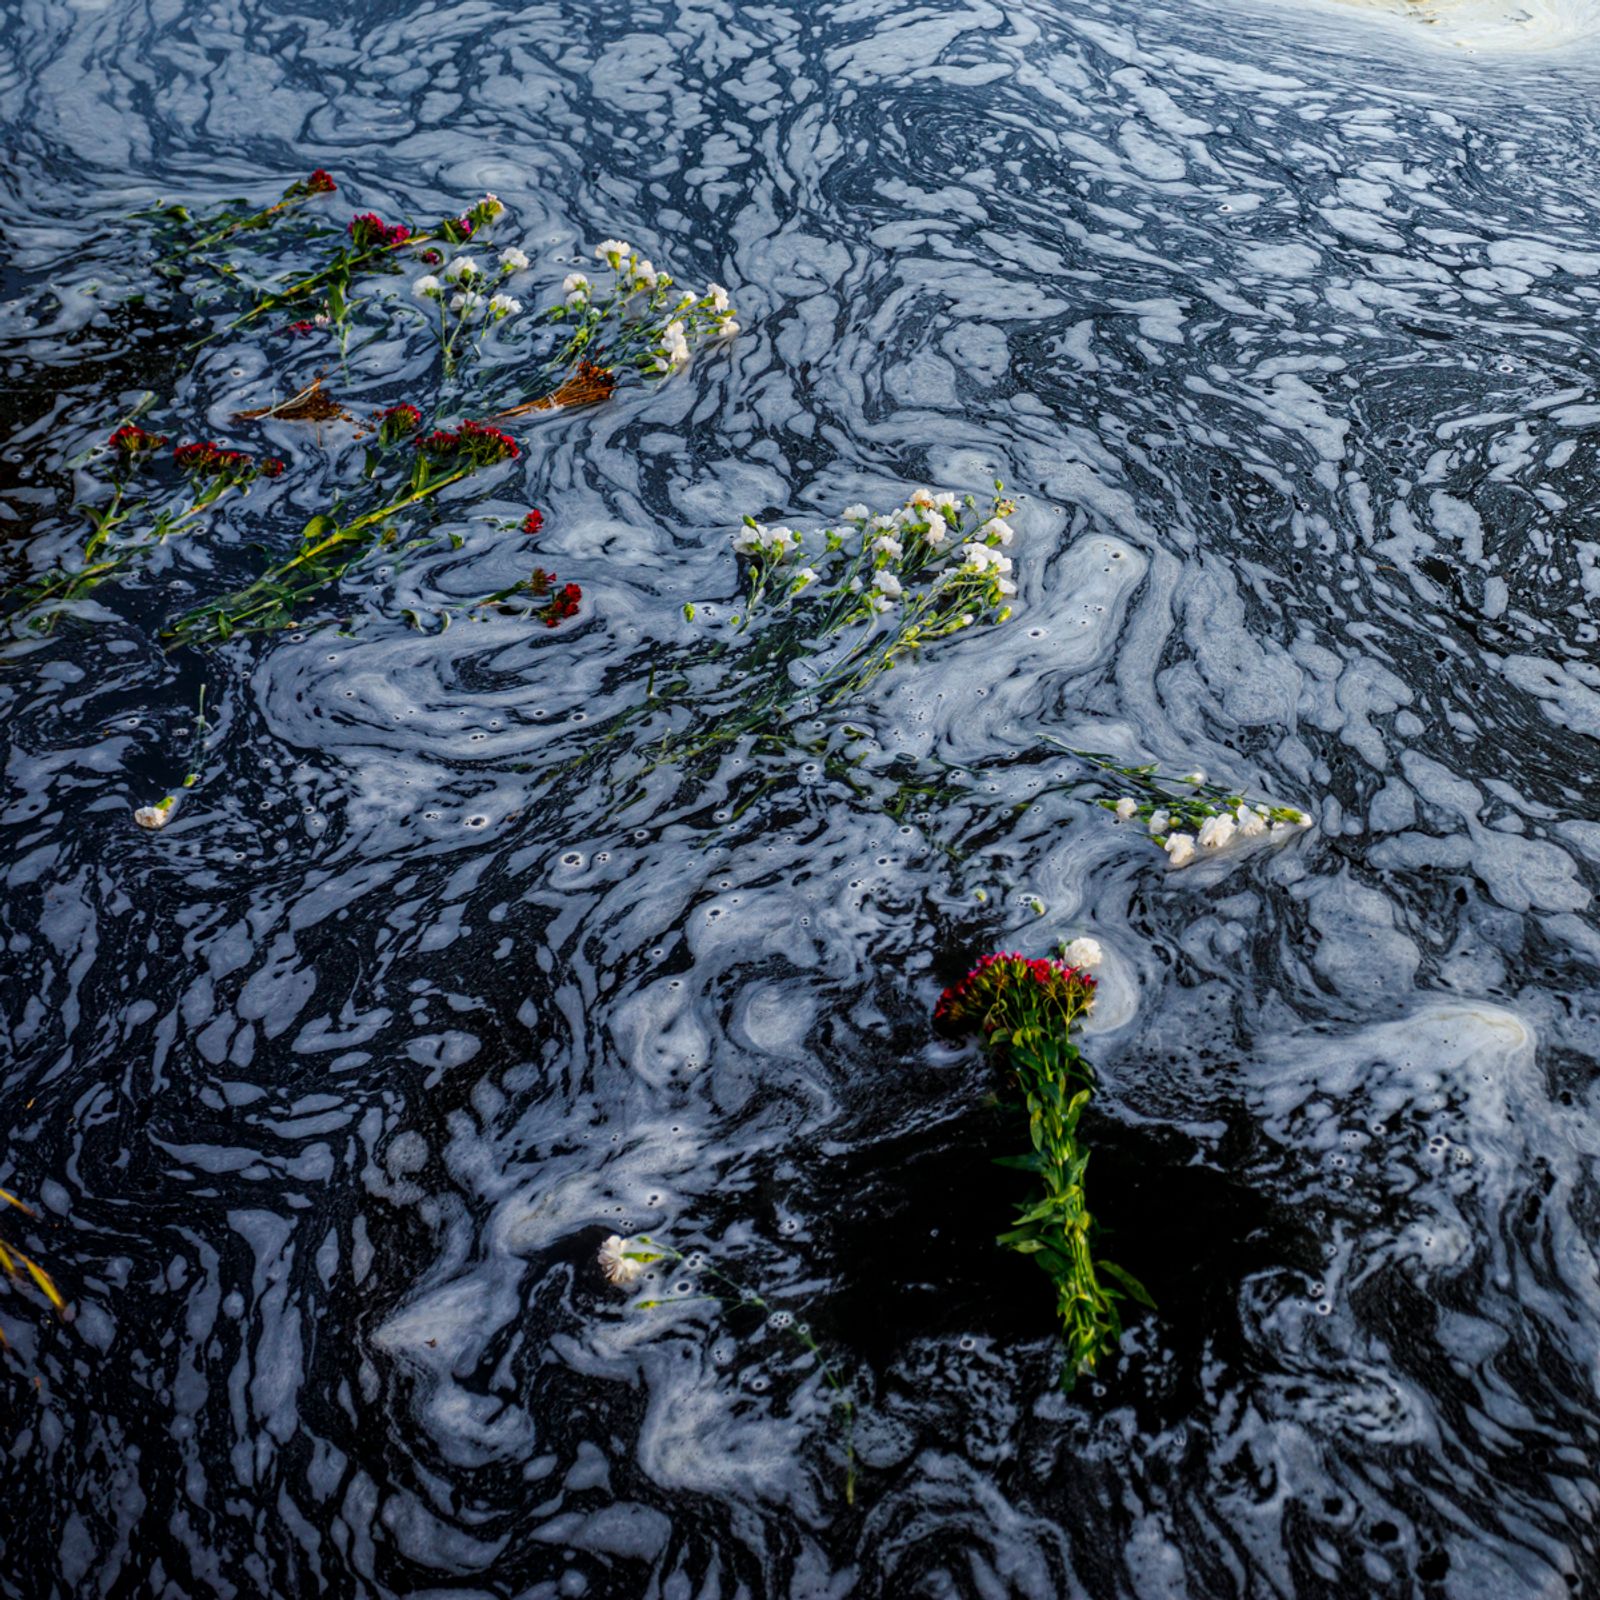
[935,943,1151,1388]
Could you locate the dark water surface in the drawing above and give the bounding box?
[4,0,1600,1594]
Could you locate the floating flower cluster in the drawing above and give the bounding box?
[935,941,1151,1389]
[348,212,412,250]
[475,566,582,628]
[541,239,738,388]
[375,402,422,445]
[174,441,284,482]
[414,419,520,466]
[413,241,529,373]
[110,424,167,456]
[1099,768,1312,867]
[716,486,1018,700]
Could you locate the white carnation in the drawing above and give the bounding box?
[499,247,529,271]
[1062,937,1104,969]
[1114,797,1138,821]
[871,535,903,559]
[598,1235,645,1287]
[873,571,902,599]
[842,504,870,522]
[412,275,442,299]
[1163,832,1196,867]
[707,283,731,312]
[1234,804,1267,838]
[596,238,631,262]
[443,256,480,282]
[980,517,1015,545]
[488,293,522,317]
[133,801,173,830]
[1197,814,1236,850]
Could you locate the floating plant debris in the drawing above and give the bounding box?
[232,377,350,425]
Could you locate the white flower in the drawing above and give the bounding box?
[842,503,870,522]
[868,515,899,534]
[1114,797,1138,821]
[932,491,959,510]
[133,801,173,830]
[654,319,691,371]
[478,193,504,219]
[562,272,591,297]
[1062,937,1104,969]
[871,535,903,559]
[1234,804,1267,838]
[996,577,1017,596]
[873,570,902,599]
[707,282,731,312]
[868,592,894,613]
[924,522,949,548]
[598,1235,645,1287]
[794,567,818,587]
[632,257,657,285]
[1197,814,1237,851]
[959,542,997,571]
[1294,810,1313,827]
[716,317,739,338]
[499,246,530,271]
[1163,832,1196,867]
[488,293,522,317]
[412,274,442,299]
[1148,809,1170,835]
[731,526,759,554]
[449,290,485,313]
[1182,770,1206,785]
[907,488,935,509]
[444,255,480,282]
[596,238,631,262]
[313,313,330,326]
[980,517,1015,546]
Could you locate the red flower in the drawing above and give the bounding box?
[109,424,167,455]
[377,403,423,445]
[348,212,410,250]
[933,951,1096,1039]
[174,441,271,482]
[306,169,336,194]
[459,419,519,464]
[522,509,545,537]
[174,440,222,473]
[538,579,582,627]
[419,248,443,266]
[414,428,462,460]
[287,320,317,336]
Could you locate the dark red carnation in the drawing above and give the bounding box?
[260,458,286,478]
[306,169,336,194]
[110,423,167,455]
[459,419,519,464]
[538,580,581,628]
[522,509,544,537]
[377,403,422,445]
[348,212,410,250]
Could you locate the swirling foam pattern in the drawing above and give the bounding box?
[3,0,1600,1594]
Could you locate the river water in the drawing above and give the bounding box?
[3,0,1600,1594]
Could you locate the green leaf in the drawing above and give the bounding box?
[1097,1260,1156,1310]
